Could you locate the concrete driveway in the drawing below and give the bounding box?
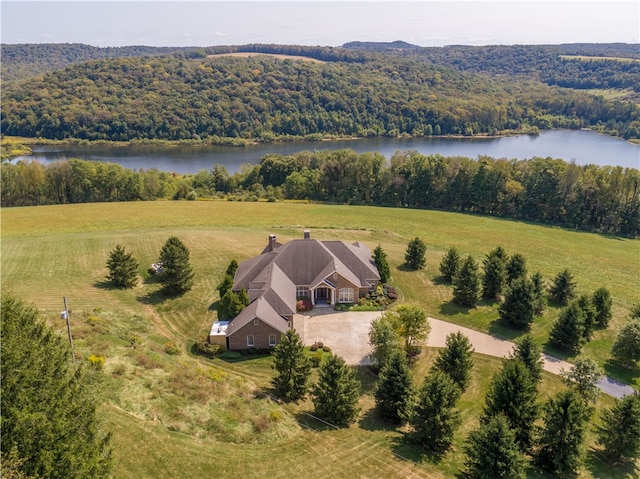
[293,309,635,398]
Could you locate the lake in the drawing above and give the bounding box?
[13,129,640,174]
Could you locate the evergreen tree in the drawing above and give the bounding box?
[463,414,526,479]
[439,246,461,283]
[531,271,546,316]
[506,253,527,284]
[509,334,544,383]
[498,276,536,330]
[576,294,596,341]
[368,313,403,367]
[596,391,640,463]
[311,354,361,427]
[374,349,413,422]
[453,255,481,307]
[216,274,234,298]
[220,288,250,319]
[549,301,586,354]
[1,292,112,479]
[592,286,612,328]
[537,389,591,478]
[271,330,312,401]
[482,247,507,299]
[404,237,427,270]
[158,236,194,295]
[481,359,538,451]
[105,244,139,288]
[560,358,603,404]
[549,268,577,305]
[611,318,640,367]
[408,370,461,453]
[431,331,474,392]
[225,258,239,277]
[373,245,391,283]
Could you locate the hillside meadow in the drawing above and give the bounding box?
[2,200,639,478]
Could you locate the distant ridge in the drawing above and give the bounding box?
[342,40,421,52]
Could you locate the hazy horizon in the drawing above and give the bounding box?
[2,1,638,48]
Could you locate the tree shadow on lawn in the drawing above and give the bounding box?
[136,289,168,306]
[488,318,529,342]
[93,279,117,290]
[358,408,402,432]
[293,410,341,432]
[603,358,639,388]
[208,300,219,312]
[390,435,445,466]
[585,447,639,479]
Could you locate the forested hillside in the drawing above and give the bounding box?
[2,48,639,141]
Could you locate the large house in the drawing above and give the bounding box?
[218,231,381,350]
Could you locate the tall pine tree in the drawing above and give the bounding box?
[1,292,112,479]
[549,268,577,305]
[408,370,461,453]
[439,247,461,283]
[271,330,312,401]
[106,244,139,288]
[373,245,391,284]
[499,276,536,330]
[482,246,508,299]
[509,334,544,383]
[158,236,194,295]
[596,391,640,463]
[549,301,586,354]
[311,355,361,427]
[404,237,427,270]
[454,255,481,307]
[431,331,474,392]
[464,413,526,479]
[374,349,413,422]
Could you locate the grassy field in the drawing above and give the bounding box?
[2,200,639,478]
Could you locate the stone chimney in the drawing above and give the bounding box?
[303,230,310,240]
[268,234,277,251]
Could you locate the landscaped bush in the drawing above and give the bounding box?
[310,343,318,352]
[322,345,331,353]
[164,342,182,355]
[296,297,313,312]
[192,339,220,358]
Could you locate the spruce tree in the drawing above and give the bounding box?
[454,255,481,307]
[225,258,239,277]
[481,359,539,451]
[404,237,427,270]
[439,247,461,283]
[498,276,536,330]
[373,245,391,283]
[596,391,640,462]
[537,389,591,477]
[105,244,139,288]
[431,331,474,392]
[506,253,527,284]
[1,292,112,479]
[216,274,234,298]
[509,334,543,383]
[374,349,413,422]
[549,301,586,354]
[408,370,461,453]
[158,236,194,295]
[576,294,596,341]
[218,288,250,319]
[311,355,361,427]
[592,286,612,328]
[549,268,577,305]
[463,414,526,479]
[482,247,507,299]
[271,330,312,401]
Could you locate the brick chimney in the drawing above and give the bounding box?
[304,230,310,240]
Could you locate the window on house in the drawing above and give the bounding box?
[269,334,276,347]
[247,335,254,347]
[254,318,259,326]
[296,286,310,298]
[338,288,354,303]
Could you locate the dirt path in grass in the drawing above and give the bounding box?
[298,310,635,398]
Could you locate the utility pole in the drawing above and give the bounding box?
[61,296,75,362]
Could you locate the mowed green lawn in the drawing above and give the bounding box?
[2,201,639,478]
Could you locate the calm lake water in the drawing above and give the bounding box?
[14,129,640,174]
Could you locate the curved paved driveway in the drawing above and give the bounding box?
[295,310,634,398]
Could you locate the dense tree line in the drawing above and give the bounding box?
[3,150,639,236]
[2,50,639,141]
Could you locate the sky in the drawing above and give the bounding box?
[1,1,639,48]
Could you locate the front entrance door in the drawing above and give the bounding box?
[315,287,330,305]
